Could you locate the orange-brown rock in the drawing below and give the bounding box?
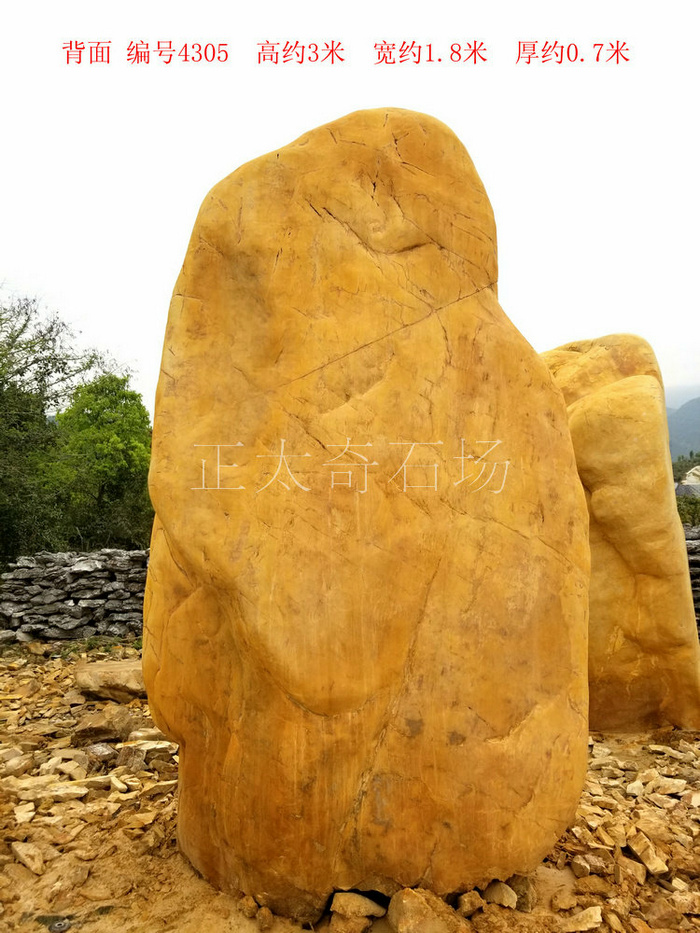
[143,108,590,920]
[74,659,146,703]
[543,334,700,731]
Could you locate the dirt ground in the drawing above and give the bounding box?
[1,641,698,933]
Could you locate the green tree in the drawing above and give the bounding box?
[0,383,61,561]
[0,297,103,563]
[56,373,154,549]
[0,297,101,405]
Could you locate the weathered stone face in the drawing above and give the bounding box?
[143,108,590,920]
[542,334,700,731]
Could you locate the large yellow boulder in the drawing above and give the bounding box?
[543,334,700,731]
[143,109,590,921]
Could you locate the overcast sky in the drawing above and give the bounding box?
[2,1,698,415]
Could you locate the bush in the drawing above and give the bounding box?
[677,495,700,526]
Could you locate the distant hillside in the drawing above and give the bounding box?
[668,396,700,459]
[665,384,700,409]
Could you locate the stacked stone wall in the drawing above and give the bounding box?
[0,550,147,644]
[0,533,698,644]
[686,526,700,633]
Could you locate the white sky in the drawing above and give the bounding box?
[1,1,698,415]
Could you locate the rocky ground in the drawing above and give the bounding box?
[1,641,698,933]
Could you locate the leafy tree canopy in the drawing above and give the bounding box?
[0,296,103,406]
[677,495,700,526]
[55,373,154,551]
[0,296,153,563]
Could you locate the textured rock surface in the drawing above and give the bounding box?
[542,335,700,731]
[387,887,472,933]
[143,108,590,920]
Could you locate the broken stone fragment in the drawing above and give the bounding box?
[455,891,484,918]
[589,757,617,772]
[668,891,700,915]
[256,907,274,931]
[387,888,471,933]
[11,841,45,875]
[331,893,387,918]
[1,773,58,801]
[558,906,603,932]
[120,810,157,830]
[637,769,659,785]
[128,727,167,742]
[13,802,35,824]
[143,106,590,922]
[652,778,686,796]
[238,895,259,919]
[645,793,674,810]
[39,755,63,777]
[626,830,668,875]
[80,881,114,901]
[44,854,90,901]
[627,920,655,933]
[643,895,683,928]
[603,823,627,848]
[140,779,177,798]
[648,744,695,763]
[71,705,138,745]
[74,659,146,703]
[84,743,118,763]
[551,891,578,912]
[116,745,147,773]
[603,910,625,933]
[330,917,373,933]
[570,856,591,878]
[573,876,615,897]
[614,853,646,886]
[1,752,34,778]
[44,782,90,801]
[588,794,616,810]
[482,881,517,909]
[56,758,87,780]
[110,773,129,793]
